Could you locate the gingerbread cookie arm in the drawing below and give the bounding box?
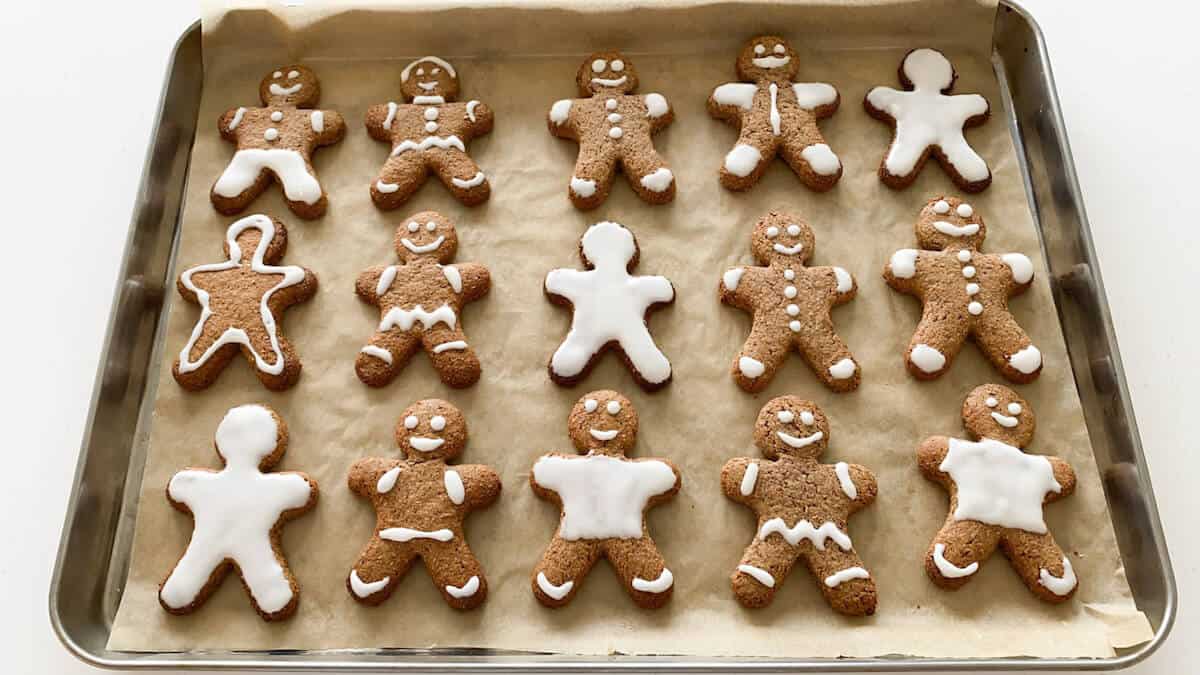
[838,462,878,512]
[165,469,215,511]
[1044,456,1077,502]
[547,98,580,139]
[883,248,924,295]
[463,100,495,140]
[347,457,402,498]
[528,453,566,501]
[792,82,840,118]
[364,102,398,142]
[453,464,502,510]
[269,266,319,312]
[642,457,682,508]
[218,107,246,142]
[354,265,388,306]
[312,109,346,146]
[450,262,491,303]
[812,265,857,305]
[720,457,761,506]
[272,472,320,518]
[708,82,756,121]
[916,435,951,482]
[999,252,1036,296]
[630,274,675,306]
[642,93,673,133]
[718,265,758,308]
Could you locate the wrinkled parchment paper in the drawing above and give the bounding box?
[108,0,1152,658]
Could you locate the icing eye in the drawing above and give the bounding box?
[407,221,420,233]
[754,44,766,55]
[272,71,283,79]
[288,70,300,79]
[417,67,425,76]
[766,226,780,238]
[606,401,621,415]
[933,199,951,214]
[1008,402,1022,415]
[592,59,607,73]
[774,44,786,55]
[787,224,801,236]
[432,67,441,74]
[986,396,998,407]
[777,410,795,424]
[957,203,974,218]
[426,221,437,232]
[430,415,447,431]
[584,399,598,412]
[611,59,624,72]
[800,410,815,426]
[404,415,418,430]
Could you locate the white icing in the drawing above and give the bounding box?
[752,55,790,68]
[968,301,984,315]
[400,236,445,254]
[991,411,1019,428]
[379,303,457,332]
[789,320,802,332]
[784,285,798,298]
[1009,345,1042,374]
[589,428,619,441]
[383,101,398,130]
[611,60,624,72]
[418,82,437,92]
[786,305,799,316]
[375,180,400,194]
[433,340,468,354]
[287,70,299,79]
[957,203,974,218]
[425,107,439,121]
[263,128,279,142]
[833,267,852,293]
[159,405,313,613]
[724,143,762,177]
[777,430,823,448]
[957,249,972,262]
[401,56,456,82]
[737,564,775,587]
[570,176,596,198]
[824,566,870,588]
[800,411,814,426]
[639,167,673,192]
[738,356,765,378]
[228,107,246,130]
[269,82,302,96]
[792,82,838,109]
[404,416,418,429]
[933,221,979,237]
[536,572,573,600]
[784,269,795,280]
[778,411,795,424]
[531,454,676,540]
[409,437,445,453]
[932,542,978,578]
[834,461,857,499]
[768,83,781,135]
[606,401,621,415]
[445,575,480,599]
[787,225,800,236]
[177,216,307,376]
[644,92,669,118]
[940,437,1061,533]
[444,470,465,505]
[800,143,841,176]
[608,127,624,139]
[592,59,606,73]
[632,568,673,593]
[829,358,856,380]
[889,249,919,278]
[866,49,990,182]
[757,518,852,551]
[584,399,598,412]
[349,570,390,598]
[214,149,322,204]
[376,265,398,296]
[740,461,759,496]
[933,199,951,214]
[962,265,977,278]
[377,466,401,493]
[606,98,618,110]
[774,243,803,256]
[910,343,946,373]
[440,264,462,293]
[425,121,439,133]
[966,283,980,295]
[1008,403,1022,414]
[412,95,445,105]
[722,267,745,291]
[546,222,674,384]
[608,113,622,123]
[310,110,324,133]
[391,135,465,156]
[270,111,283,122]
[466,100,480,122]
[1002,253,1034,284]
[1039,557,1077,596]
[986,397,998,407]
[380,527,454,542]
[591,75,628,87]
[451,171,486,189]
[272,71,282,79]
[361,345,393,365]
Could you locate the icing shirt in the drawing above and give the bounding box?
[940,437,1061,534]
[533,454,675,540]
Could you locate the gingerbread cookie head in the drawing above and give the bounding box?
[224,217,288,265]
[399,56,460,102]
[751,211,816,267]
[900,48,957,94]
[395,399,467,462]
[962,384,1035,447]
[215,403,287,470]
[259,65,320,108]
[567,390,638,456]
[580,219,640,271]
[575,51,639,97]
[915,196,988,251]
[736,35,800,82]
[393,210,459,264]
[753,395,831,460]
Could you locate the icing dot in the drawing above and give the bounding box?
[606,98,618,110]
[957,249,972,262]
[968,301,983,315]
[966,283,980,295]
[789,320,801,332]
[592,59,606,73]
[424,107,439,120]
[774,44,786,54]
[777,410,795,423]
[270,110,283,122]
[432,67,440,74]
[272,71,283,78]
[426,221,437,232]
[407,221,419,232]
[784,286,797,298]
[608,127,623,139]
[933,200,951,214]
[584,399,598,412]
[985,397,998,407]
[425,121,439,132]
[786,304,799,316]
[608,113,621,123]
[611,59,625,72]
[430,415,447,431]
[404,415,418,429]
[784,269,795,280]
[957,203,974,218]
[417,68,425,76]
[1008,402,1022,414]
[766,226,780,238]
[607,400,621,415]
[287,70,300,79]
[962,266,976,278]
[800,410,815,425]
[787,224,801,236]
[754,44,766,55]
[264,128,279,141]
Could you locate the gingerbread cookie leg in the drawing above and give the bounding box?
[355,330,422,387]
[274,156,328,220]
[421,326,482,389]
[904,305,969,380]
[720,128,774,191]
[730,535,801,609]
[244,328,304,391]
[347,535,415,605]
[371,154,430,210]
[173,340,240,391]
[800,544,877,616]
[732,319,791,393]
[972,313,1043,383]
[567,145,618,211]
[423,539,489,609]
[924,519,1000,589]
[531,537,602,608]
[427,148,491,207]
[779,137,842,192]
[1000,529,1077,602]
[211,157,272,215]
[794,317,860,393]
[620,147,676,205]
[160,546,226,614]
[238,537,300,616]
[936,136,991,193]
[606,536,675,608]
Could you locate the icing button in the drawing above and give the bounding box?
[786,304,799,316]
[789,320,801,332]
[957,249,971,262]
[784,285,797,299]
[784,269,795,280]
[264,128,279,141]
[962,266,976,279]
[608,113,622,123]
[606,98,618,110]
[424,107,439,120]
[425,121,439,133]
[270,110,283,122]
[609,127,623,139]
[968,301,983,315]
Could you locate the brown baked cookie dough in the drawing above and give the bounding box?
[721,397,878,616]
[211,65,346,220]
[346,399,501,610]
[159,404,318,621]
[917,385,1078,603]
[530,391,681,609]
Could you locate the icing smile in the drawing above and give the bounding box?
[408,437,445,452]
[589,428,619,441]
[752,55,791,68]
[991,412,1019,428]
[418,81,438,91]
[591,75,628,87]
[401,236,445,253]
[933,221,980,237]
[773,243,804,255]
[777,430,824,448]
[269,82,303,96]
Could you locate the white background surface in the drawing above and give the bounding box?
[1,0,1194,672]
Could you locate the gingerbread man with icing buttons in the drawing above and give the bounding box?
[212,65,346,220]
[918,385,1077,603]
[719,211,859,393]
[530,391,681,609]
[548,51,676,209]
[884,196,1042,382]
[722,397,878,615]
[708,36,842,192]
[347,399,501,609]
[355,211,490,389]
[365,56,495,209]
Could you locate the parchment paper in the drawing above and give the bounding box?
[107,0,1152,658]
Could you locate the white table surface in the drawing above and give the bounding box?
[3,0,1194,672]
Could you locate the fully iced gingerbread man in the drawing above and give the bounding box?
[545,221,675,391]
[159,404,317,621]
[918,384,1078,603]
[865,48,991,192]
[173,214,317,392]
[530,391,681,609]
[884,196,1042,382]
[721,397,878,615]
[720,212,859,393]
[347,400,501,610]
[708,36,842,192]
[547,51,675,209]
[365,56,495,209]
[212,65,346,220]
[354,211,490,389]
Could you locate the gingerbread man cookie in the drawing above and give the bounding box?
[918,385,1078,603]
[865,48,991,192]
[347,400,501,609]
[173,214,317,391]
[708,36,842,192]
[721,397,878,615]
[548,51,675,209]
[545,221,675,391]
[355,211,490,389]
[719,212,859,393]
[883,197,1042,382]
[365,56,495,209]
[159,404,318,621]
[530,391,681,609]
[211,65,346,220]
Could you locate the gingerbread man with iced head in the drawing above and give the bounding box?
[708,36,842,192]
[365,56,495,209]
[719,212,859,393]
[530,391,681,609]
[347,400,501,609]
[212,65,346,220]
[721,397,878,616]
[355,211,490,389]
[918,385,1078,603]
[547,51,675,209]
[884,196,1042,382]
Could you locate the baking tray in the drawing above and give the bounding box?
[49,1,1176,670]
